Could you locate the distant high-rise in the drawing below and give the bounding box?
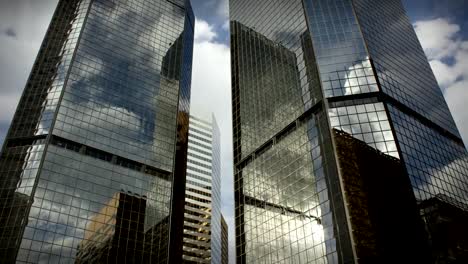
[221,215,229,264]
[0,0,194,263]
[230,0,468,263]
[182,115,221,264]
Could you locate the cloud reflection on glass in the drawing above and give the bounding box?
[0,0,194,263]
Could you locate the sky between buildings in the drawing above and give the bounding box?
[1,1,468,263]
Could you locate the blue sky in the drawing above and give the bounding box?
[404,0,468,36]
[1,1,468,263]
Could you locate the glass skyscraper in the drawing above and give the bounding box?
[182,115,221,263]
[0,0,194,263]
[230,0,468,263]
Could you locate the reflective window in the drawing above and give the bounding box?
[329,102,399,158]
[388,106,468,204]
[230,0,352,263]
[0,0,194,262]
[304,0,374,98]
[353,0,460,136]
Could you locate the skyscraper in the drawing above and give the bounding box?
[230,0,468,263]
[0,0,194,263]
[182,115,221,263]
[221,214,229,264]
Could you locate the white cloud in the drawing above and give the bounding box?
[414,18,462,60]
[222,20,230,31]
[414,18,468,145]
[194,19,217,43]
[429,44,468,88]
[190,18,234,263]
[445,80,468,144]
[428,60,459,88]
[422,156,468,204]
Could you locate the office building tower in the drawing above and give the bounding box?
[75,191,147,263]
[0,0,194,263]
[230,0,468,263]
[221,215,229,264]
[183,115,221,263]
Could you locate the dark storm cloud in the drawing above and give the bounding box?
[3,27,17,38]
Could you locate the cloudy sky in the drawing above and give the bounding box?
[1,0,468,263]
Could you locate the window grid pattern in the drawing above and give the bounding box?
[0,0,194,263]
[239,117,336,264]
[329,102,399,158]
[0,0,91,261]
[0,143,46,260]
[182,116,220,264]
[388,105,468,205]
[352,0,460,137]
[230,0,354,263]
[230,0,322,161]
[232,21,305,160]
[221,215,229,264]
[210,117,222,264]
[304,0,376,98]
[17,145,172,263]
[230,0,468,263]
[53,0,187,171]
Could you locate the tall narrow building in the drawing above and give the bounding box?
[230,0,468,263]
[182,115,221,263]
[221,214,229,264]
[0,0,194,263]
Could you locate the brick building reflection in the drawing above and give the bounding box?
[76,191,169,263]
[419,194,468,263]
[334,129,429,262]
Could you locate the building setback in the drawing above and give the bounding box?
[182,115,221,263]
[0,0,194,263]
[229,0,468,263]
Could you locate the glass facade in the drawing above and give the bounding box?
[230,0,353,263]
[182,115,221,264]
[230,0,468,263]
[328,100,398,158]
[0,0,194,263]
[304,0,376,98]
[352,0,460,136]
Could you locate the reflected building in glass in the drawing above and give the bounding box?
[0,0,194,263]
[230,0,468,263]
[182,115,221,264]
